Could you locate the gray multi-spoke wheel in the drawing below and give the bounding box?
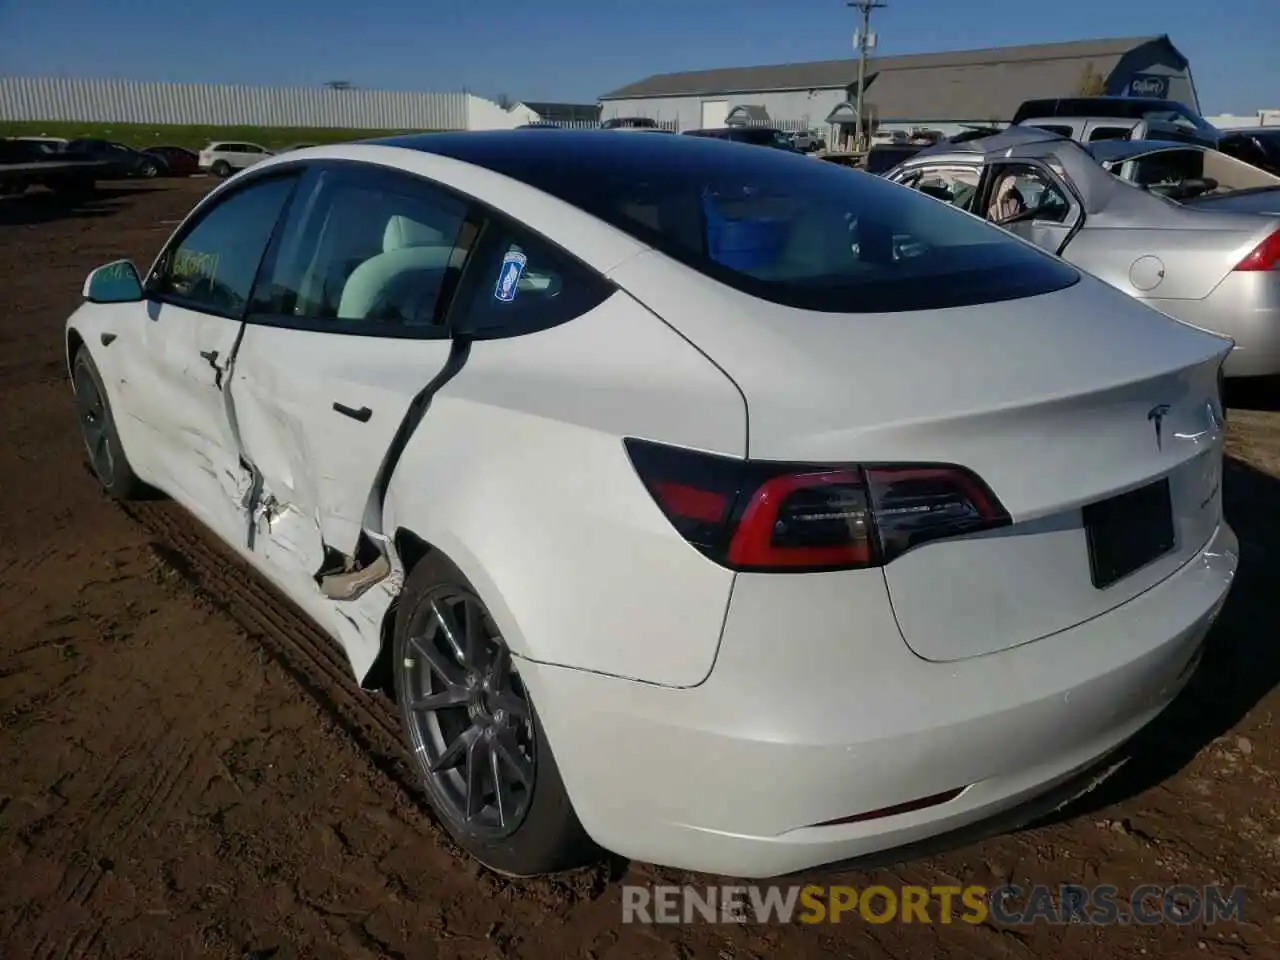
[72,348,141,500]
[401,586,536,836]
[392,553,597,876]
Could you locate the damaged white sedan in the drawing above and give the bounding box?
[67,131,1237,880]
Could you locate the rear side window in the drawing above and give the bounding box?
[450,218,614,338]
[1089,126,1132,142]
[462,140,1076,312]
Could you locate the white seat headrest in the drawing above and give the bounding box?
[383,215,445,252]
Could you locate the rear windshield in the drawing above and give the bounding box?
[448,136,1078,312]
[1111,147,1280,197]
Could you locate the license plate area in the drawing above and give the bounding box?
[1083,478,1176,590]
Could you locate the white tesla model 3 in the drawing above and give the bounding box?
[65,131,1238,879]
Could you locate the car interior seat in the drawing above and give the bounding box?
[336,215,465,324]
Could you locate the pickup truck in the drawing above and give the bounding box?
[0,137,114,198]
[1011,96,1220,149]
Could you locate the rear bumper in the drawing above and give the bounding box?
[1149,272,1280,378]
[519,521,1237,878]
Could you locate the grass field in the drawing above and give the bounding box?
[0,121,438,150]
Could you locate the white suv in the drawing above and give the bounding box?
[198,141,272,177]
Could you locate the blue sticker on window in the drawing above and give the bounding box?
[494,250,528,303]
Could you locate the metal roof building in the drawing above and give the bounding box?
[598,36,1197,137]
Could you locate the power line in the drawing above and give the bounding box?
[846,0,886,151]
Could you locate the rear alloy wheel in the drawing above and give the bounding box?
[393,554,596,876]
[72,349,142,500]
[209,160,231,178]
[139,160,160,178]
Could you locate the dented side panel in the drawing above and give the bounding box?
[227,321,453,563]
[128,300,253,547]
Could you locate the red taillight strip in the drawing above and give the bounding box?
[1235,229,1280,272]
[726,469,873,569]
[810,786,967,828]
[653,481,730,523]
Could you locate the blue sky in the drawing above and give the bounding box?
[0,0,1274,115]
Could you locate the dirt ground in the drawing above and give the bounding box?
[2,180,1279,960]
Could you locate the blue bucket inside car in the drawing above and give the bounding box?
[703,195,787,271]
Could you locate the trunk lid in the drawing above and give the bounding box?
[610,254,1232,661]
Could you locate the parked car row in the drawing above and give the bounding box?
[5,137,326,180]
[7,136,200,179]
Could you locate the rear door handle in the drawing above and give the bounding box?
[199,349,219,366]
[333,402,372,423]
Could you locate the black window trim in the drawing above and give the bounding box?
[235,157,618,341]
[144,167,304,322]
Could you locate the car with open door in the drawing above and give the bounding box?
[885,126,1280,378]
[66,130,1235,880]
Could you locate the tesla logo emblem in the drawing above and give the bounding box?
[1148,404,1171,450]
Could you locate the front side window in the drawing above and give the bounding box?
[455,138,1077,312]
[150,175,297,316]
[249,166,468,331]
[985,164,1072,225]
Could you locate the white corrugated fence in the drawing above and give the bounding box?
[0,76,469,130]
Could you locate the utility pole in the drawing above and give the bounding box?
[847,0,885,152]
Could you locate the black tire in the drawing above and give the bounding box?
[393,552,598,876]
[139,159,160,178]
[210,160,232,178]
[72,348,143,500]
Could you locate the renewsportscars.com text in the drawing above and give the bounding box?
[621,883,1246,925]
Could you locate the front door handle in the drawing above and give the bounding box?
[333,402,372,423]
[199,349,219,366]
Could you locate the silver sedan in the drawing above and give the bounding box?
[885,127,1280,378]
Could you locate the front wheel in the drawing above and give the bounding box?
[72,349,143,500]
[393,553,597,876]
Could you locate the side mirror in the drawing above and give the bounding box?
[83,260,144,303]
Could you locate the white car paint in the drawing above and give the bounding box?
[67,136,1238,878]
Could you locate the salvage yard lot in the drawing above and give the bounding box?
[1,179,1279,960]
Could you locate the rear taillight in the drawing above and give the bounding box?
[1234,229,1280,272]
[624,438,1011,573]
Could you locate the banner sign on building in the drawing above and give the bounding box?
[1127,74,1170,98]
